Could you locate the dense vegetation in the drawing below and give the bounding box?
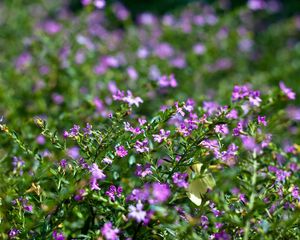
[0,0,299,239]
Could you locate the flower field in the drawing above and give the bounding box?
[0,0,300,239]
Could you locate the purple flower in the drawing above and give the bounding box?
[221,143,238,166]
[261,134,272,148]
[249,90,262,107]
[124,122,143,135]
[158,74,177,88]
[122,91,143,107]
[15,52,32,71]
[214,124,229,135]
[172,172,189,188]
[200,215,209,229]
[89,163,106,190]
[212,230,231,240]
[115,145,128,158]
[43,21,61,34]
[83,123,92,136]
[286,106,300,121]
[127,187,151,202]
[36,135,46,145]
[154,43,174,59]
[60,159,67,169]
[52,230,65,240]
[51,93,64,105]
[200,139,220,158]
[105,185,123,201]
[90,178,101,191]
[241,136,261,153]
[8,229,20,238]
[90,163,106,180]
[153,129,170,143]
[280,81,296,100]
[193,43,206,55]
[102,157,113,165]
[248,0,266,10]
[78,157,89,169]
[226,109,238,119]
[232,85,249,101]
[23,204,33,212]
[203,101,220,115]
[128,201,147,223]
[12,156,25,175]
[101,222,119,240]
[70,125,80,137]
[289,162,299,172]
[276,169,291,182]
[150,183,171,204]
[94,0,106,9]
[135,163,152,178]
[74,189,86,201]
[134,139,149,153]
[215,222,224,229]
[127,67,138,81]
[292,186,300,200]
[113,90,143,107]
[258,116,267,126]
[67,146,80,159]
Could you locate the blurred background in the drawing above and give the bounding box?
[0,0,299,133]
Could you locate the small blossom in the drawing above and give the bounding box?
[291,186,300,200]
[232,85,249,101]
[83,123,92,136]
[214,124,229,135]
[101,222,119,240]
[134,139,149,153]
[70,124,80,136]
[89,163,106,190]
[135,163,152,177]
[105,185,123,201]
[280,81,296,100]
[115,145,128,158]
[60,159,67,169]
[74,189,86,201]
[150,183,171,204]
[153,129,170,143]
[23,204,33,212]
[276,169,291,182]
[158,74,177,88]
[53,230,65,240]
[249,90,262,107]
[200,215,209,229]
[90,163,106,180]
[8,228,20,239]
[241,136,261,153]
[258,115,267,126]
[94,0,106,9]
[67,146,80,159]
[128,201,147,223]
[36,135,46,145]
[102,157,113,164]
[172,172,189,188]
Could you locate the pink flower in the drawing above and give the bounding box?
[89,163,106,190]
[258,116,267,126]
[153,129,170,143]
[158,74,177,88]
[134,139,149,153]
[115,145,128,158]
[135,163,152,177]
[101,222,119,240]
[128,201,147,223]
[280,81,296,100]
